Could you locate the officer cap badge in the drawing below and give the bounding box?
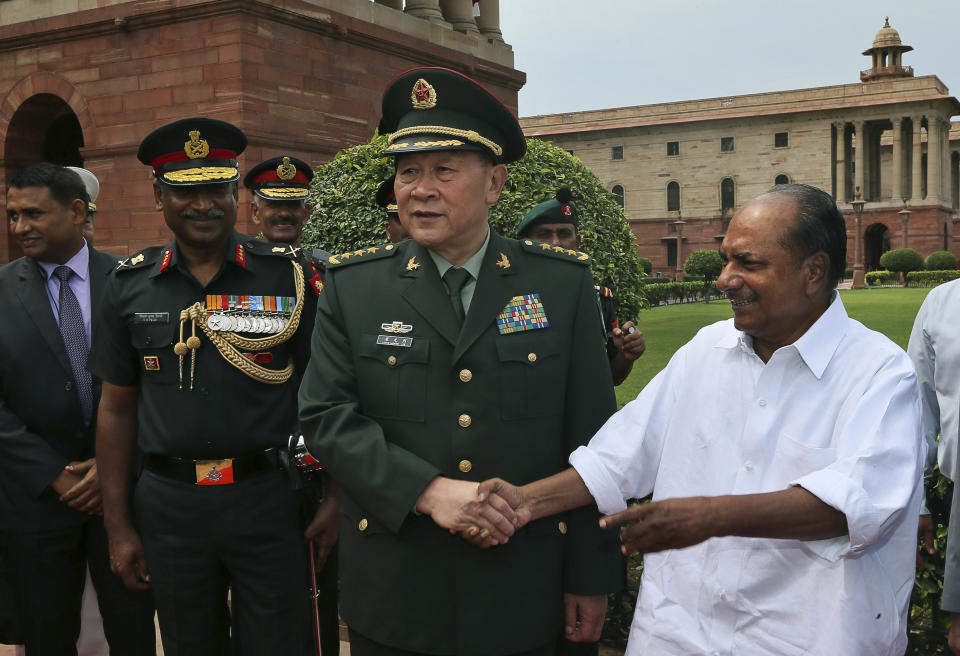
[276,156,297,181]
[411,78,437,110]
[184,130,210,160]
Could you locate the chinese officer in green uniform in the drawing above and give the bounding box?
[90,118,325,655]
[298,67,622,656]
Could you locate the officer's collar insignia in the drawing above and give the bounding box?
[308,260,323,296]
[159,249,173,273]
[143,356,160,371]
[497,293,549,335]
[381,321,413,334]
[406,256,420,271]
[235,244,246,268]
[116,258,130,270]
[272,246,286,253]
[411,78,437,110]
[276,156,297,181]
[496,252,511,269]
[184,130,210,160]
[131,253,145,265]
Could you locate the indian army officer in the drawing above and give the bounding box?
[244,154,331,275]
[516,188,645,386]
[244,154,340,656]
[90,118,325,655]
[298,67,623,656]
[375,175,410,243]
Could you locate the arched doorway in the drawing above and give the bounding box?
[3,93,84,261]
[864,222,891,271]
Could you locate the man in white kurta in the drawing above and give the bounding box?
[473,184,924,656]
[571,290,922,655]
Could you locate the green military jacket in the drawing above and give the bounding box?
[299,230,621,655]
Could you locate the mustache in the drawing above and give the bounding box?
[179,208,226,220]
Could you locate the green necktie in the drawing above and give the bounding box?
[442,267,472,324]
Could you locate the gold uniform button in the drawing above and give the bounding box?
[459,369,473,383]
[527,352,537,363]
[458,414,472,428]
[458,459,472,473]
[558,521,568,535]
[387,355,397,366]
[358,518,368,531]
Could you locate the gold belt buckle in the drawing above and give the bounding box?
[195,459,235,485]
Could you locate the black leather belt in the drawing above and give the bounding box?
[144,449,281,485]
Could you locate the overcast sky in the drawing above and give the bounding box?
[499,0,960,118]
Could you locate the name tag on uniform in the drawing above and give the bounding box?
[133,312,169,324]
[377,335,413,347]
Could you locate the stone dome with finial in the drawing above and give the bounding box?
[861,17,913,81]
[872,17,903,48]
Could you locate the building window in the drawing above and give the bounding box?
[611,185,624,209]
[667,181,680,211]
[611,146,623,160]
[775,174,790,186]
[721,177,735,212]
[721,137,734,152]
[667,141,679,156]
[774,132,788,148]
[666,240,677,267]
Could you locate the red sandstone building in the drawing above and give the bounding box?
[0,0,522,263]
[520,20,960,278]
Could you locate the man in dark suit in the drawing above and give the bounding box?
[298,67,622,656]
[0,162,155,654]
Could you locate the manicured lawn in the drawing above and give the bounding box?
[615,287,932,408]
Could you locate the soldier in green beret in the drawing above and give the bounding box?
[517,188,645,386]
[298,67,622,656]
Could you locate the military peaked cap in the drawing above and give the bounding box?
[379,67,526,164]
[244,156,313,200]
[138,117,247,186]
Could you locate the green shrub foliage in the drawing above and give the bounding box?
[865,270,897,285]
[879,248,925,274]
[924,251,959,271]
[684,249,722,279]
[303,136,647,320]
[906,270,960,286]
[636,257,653,275]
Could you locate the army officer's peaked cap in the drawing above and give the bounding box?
[244,156,313,200]
[138,117,247,186]
[378,67,526,164]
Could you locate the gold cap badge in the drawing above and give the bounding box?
[184,130,210,160]
[276,156,296,181]
[411,78,437,110]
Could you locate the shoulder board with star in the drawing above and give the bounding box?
[519,239,591,264]
[114,245,167,273]
[241,238,306,260]
[326,243,400,268]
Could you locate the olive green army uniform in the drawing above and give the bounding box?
[298,231,622,655]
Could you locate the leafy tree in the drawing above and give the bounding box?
[302,136,647,320]
[924,250,958,271]
[684,249,723,279]
[879,248,924,274]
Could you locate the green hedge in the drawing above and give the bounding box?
[642,277,673,285]
[643,281,721,305]
[880,248,925,274]
[636,257,652,275]
[866,270,898,285]
[906,270,960,286]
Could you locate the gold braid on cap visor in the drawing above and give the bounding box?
[387,126,503,157]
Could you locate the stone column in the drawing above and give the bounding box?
[943,119,952,207]
[475,0,503,42]
[405,0,445,23]
[930,118,942,202]
[853,120,866,201]
[374,0,404,9]
[439,0,480,34]
[834,122,847,203]
[912,116,924,200]
[891,117,903,201]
